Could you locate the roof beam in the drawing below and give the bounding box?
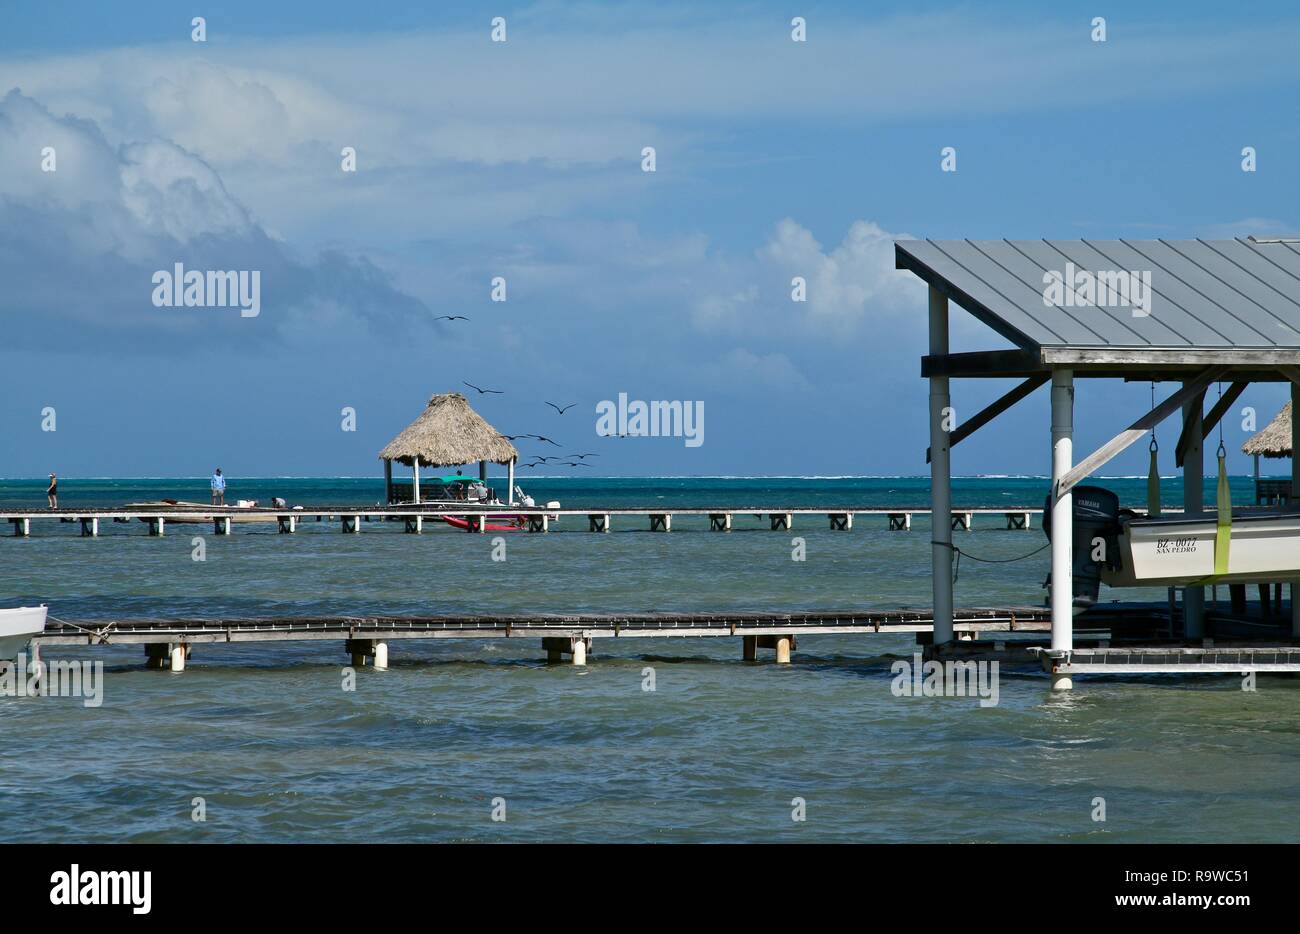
[926,375,1048,463]
[1175,381,1248,467]
[921,349,1045,378]
[1043,348,1300,368]
[1056,367,1227,498]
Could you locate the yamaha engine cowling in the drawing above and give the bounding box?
[1042,485,1121,610]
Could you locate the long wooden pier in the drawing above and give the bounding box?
[22,603,1299,679]
[29,606,1059,669]
[1,503,1048,536]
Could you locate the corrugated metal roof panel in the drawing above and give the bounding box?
[895,238,1300,350]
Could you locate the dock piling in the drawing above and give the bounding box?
[649,513,672,532]
[828,513,852,530]
[888,512,912,531]
[742,635,757,661]
[277,515,297,534]
[588,513,611,532]
[404,516,424,533]
[542,636,590,665]
[11,517,30,537]
[345,638,386,668]
[709,513,732,532]
[80,517,99,537]
[769,513,793,531]
[214,517,231,535]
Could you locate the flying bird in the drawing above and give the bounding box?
[572,453,600,459]
[435,315,469,321]
[463,381,503,395]
[545,401,577,415]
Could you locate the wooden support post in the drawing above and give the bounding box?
[277,515,296,534]
[540,636,588,664]
[345,638,374,667]
[528,515,549,532]
[756,634,796,663]
[951,512,973,531]
[467,515,485,534]
[709,513,732,531]
[12,518,30,537]
[1049,368,1074,691]
[80,517,99,537]
[214,517,231,535]
[405,516,423,533]
[149,517,165,537]
[929,286,954,646]
[589,513,611,532]
[342,515,361,533]
[770,513,793,531]
[1183,383,1205,640]
[888,512,912,531]
[828,513,852,530]
[650,513,671,532]
[373,642,388,671]
[1005,512,1030,530]
[170,643,189,673]
[742,635,757,661]
[144,643,169,670]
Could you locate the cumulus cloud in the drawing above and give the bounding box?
[0,90,433,351]
[691,218,922,335]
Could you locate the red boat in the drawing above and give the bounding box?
[436,515,527,532]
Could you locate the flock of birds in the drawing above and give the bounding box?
[461,380,602,470]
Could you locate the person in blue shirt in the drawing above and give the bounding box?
[211,468,226,506]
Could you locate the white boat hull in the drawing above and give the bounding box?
[0,606,48,659]
[1103,511,1300,586]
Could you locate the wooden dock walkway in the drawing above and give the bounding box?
[29,606,1058,669]
[0,503,1051,536]
[22,603,1298,678]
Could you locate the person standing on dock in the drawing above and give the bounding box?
[46,473,57,508]
[211,468,226,506]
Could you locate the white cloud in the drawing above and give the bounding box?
[691,218,921,336]
[0,90,432,350]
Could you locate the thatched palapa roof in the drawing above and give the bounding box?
[379,392,518,467]
[1242,401,1292,458]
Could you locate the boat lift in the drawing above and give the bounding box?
[898,236,1300,689]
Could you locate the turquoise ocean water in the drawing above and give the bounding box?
[2,476,1297,843]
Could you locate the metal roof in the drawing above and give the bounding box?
[895,238,1300,354]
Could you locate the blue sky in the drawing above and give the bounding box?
[2,1,1298,478]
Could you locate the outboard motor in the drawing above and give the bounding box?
[1042,485,1121,610]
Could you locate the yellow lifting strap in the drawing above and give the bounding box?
[1213,448,1231,577]
[1147,439,1161,518]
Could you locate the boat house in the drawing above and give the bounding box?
[896,237,1300,689]
[1243,401,1293,504]
[379,392,519,505]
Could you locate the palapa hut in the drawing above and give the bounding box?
[1242,401,1293,504]
[379,392,518,505]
